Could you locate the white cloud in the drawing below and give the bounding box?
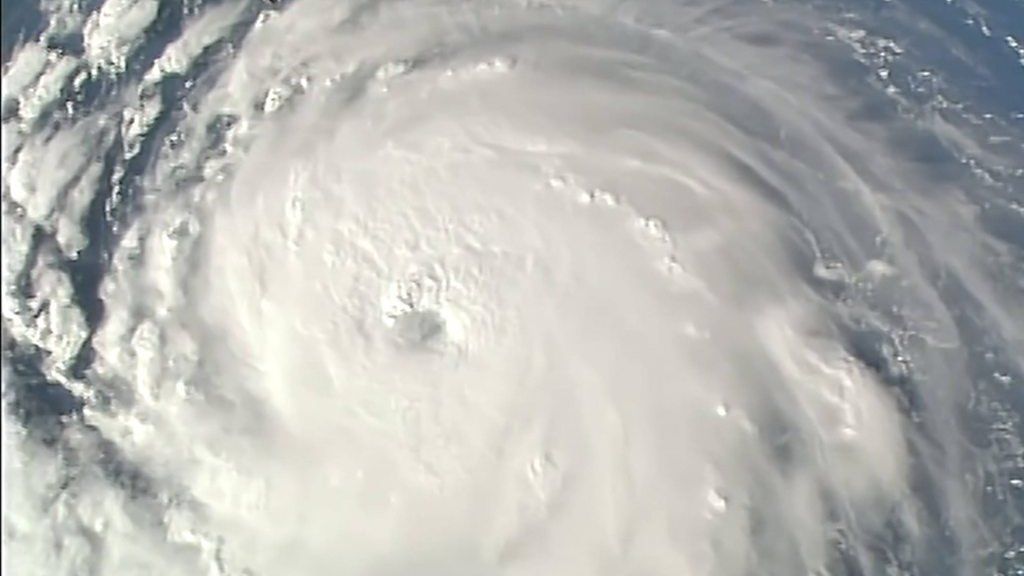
[3,0,1020,574]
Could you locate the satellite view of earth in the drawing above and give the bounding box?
[2,0,1023,574]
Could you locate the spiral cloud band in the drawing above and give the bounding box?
[2,0,1022,575]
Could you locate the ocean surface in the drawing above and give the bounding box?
[2,0,1023,574]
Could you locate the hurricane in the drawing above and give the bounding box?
[2,0,1023,574]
